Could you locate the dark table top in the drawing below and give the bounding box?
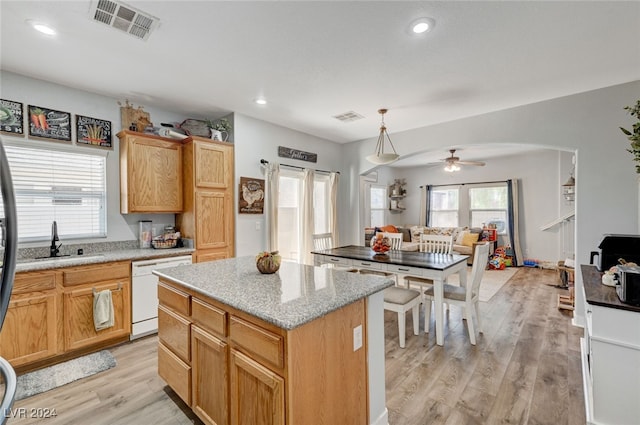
[312,245,468,271]
[581,264,640,313]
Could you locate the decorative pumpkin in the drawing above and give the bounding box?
[256,251,281,274]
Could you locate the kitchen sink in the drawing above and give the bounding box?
[17,254,105,267]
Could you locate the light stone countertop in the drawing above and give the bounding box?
[153,256,394,330]
[15,247,195,272]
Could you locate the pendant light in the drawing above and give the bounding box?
[366,108,399,165]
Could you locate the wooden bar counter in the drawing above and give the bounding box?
[153,256,394,425]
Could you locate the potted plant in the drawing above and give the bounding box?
[620,100,640,173]
[206,118,232,141]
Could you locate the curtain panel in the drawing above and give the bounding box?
[265,163,280,252]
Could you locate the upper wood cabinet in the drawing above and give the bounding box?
[118,130,184,213]
[177,137,234,262]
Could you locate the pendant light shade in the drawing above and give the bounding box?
[366,108,399,165]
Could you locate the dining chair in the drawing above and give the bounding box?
[403,234,453,291]
[313,232,334,251]
[383,286,422,348]
[379,232,403,250]
[363,232,403,284]
[423,242,491,345]
[313,232,356,272]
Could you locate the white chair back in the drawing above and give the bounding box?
[313,233,333,251]
[379,232,403,250]
[419,233,453,254]
[467,243,491,299]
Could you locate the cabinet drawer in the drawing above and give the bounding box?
[158,305,191,363]
[13,271,57,294]
[158,282,191,316]
[158,341,191,406]
[386,264,424,276]
[353,260,383,270]
[230,316,284,370]
[192,298,226,338]
[63,262,130,287]
[318,255,351,267]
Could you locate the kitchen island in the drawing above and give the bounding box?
[154,256,394,425]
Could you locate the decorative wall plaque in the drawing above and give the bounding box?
[239,177,265,214]
[278,146,317,163]
[0,99,24,135]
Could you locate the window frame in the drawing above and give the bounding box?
[2,140,108,243]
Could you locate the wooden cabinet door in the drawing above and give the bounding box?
[195,142,231,189]
[195,250,228,263]
[122,134,183,213]
[192,326,229,425]
[195,191,231,250]
[63,280,130,351]
[0,291,59,367]
[230,350,284,425]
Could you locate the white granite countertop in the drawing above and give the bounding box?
[153,256,394,330]
[15,247,195,272]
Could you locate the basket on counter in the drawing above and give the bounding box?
[152,239,178,249]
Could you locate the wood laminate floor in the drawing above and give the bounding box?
[6,267,584,425]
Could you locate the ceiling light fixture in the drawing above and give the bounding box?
[410,17,436,35]
[27,20,56,35]
[255,98,267,105]
[366,108,399,165]
[444,163,460,172]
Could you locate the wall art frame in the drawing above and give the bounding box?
[76,114,113,148]
[27,104,72,142]
[0,99,24,136]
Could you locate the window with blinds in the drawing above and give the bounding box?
[2,144,107,242]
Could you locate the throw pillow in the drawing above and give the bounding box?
[461,232,479,247]
[410,226,425,243]
[456,230,468,245]
[380,224,398,233]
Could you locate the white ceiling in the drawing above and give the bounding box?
[1,1,639,167]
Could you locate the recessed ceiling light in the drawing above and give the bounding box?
[255,98,267,105]
[26,20,57,35]
[409,17,435,35]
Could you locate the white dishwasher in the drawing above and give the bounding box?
[131,255,192,340]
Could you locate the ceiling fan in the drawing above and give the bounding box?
[442,149,486,172]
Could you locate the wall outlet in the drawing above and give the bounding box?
[353,325,363,351]
[255,221,261,231]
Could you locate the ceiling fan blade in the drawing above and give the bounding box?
[456,160,486,166]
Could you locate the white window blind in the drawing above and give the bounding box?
[3,144,107,242]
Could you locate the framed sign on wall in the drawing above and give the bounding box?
[28,104,72,142]
[76,114,113,148]
[239,177,265,214]
[0,99,24,136]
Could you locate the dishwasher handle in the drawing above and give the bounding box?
[132,256,192,276]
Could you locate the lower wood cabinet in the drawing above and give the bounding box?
[192,325,228,425]
[1,261,132,370]
[157,278,368,425]
[158,341,191,405]
[0,291,59,367]
[230,349,284,425]
[0,270,61,367]
[63,279,130,351]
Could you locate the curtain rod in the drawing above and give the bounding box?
[419,180,508,188]
[260,159,339,174]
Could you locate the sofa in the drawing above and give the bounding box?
[364,225,483,264]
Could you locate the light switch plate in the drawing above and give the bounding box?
[353,324,363,351]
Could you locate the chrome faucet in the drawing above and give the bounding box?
[50,221,61,257]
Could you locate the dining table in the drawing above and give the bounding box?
[312,245,469,346]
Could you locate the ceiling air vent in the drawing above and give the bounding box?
[89,0,159,41]
[333,111,365,123]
